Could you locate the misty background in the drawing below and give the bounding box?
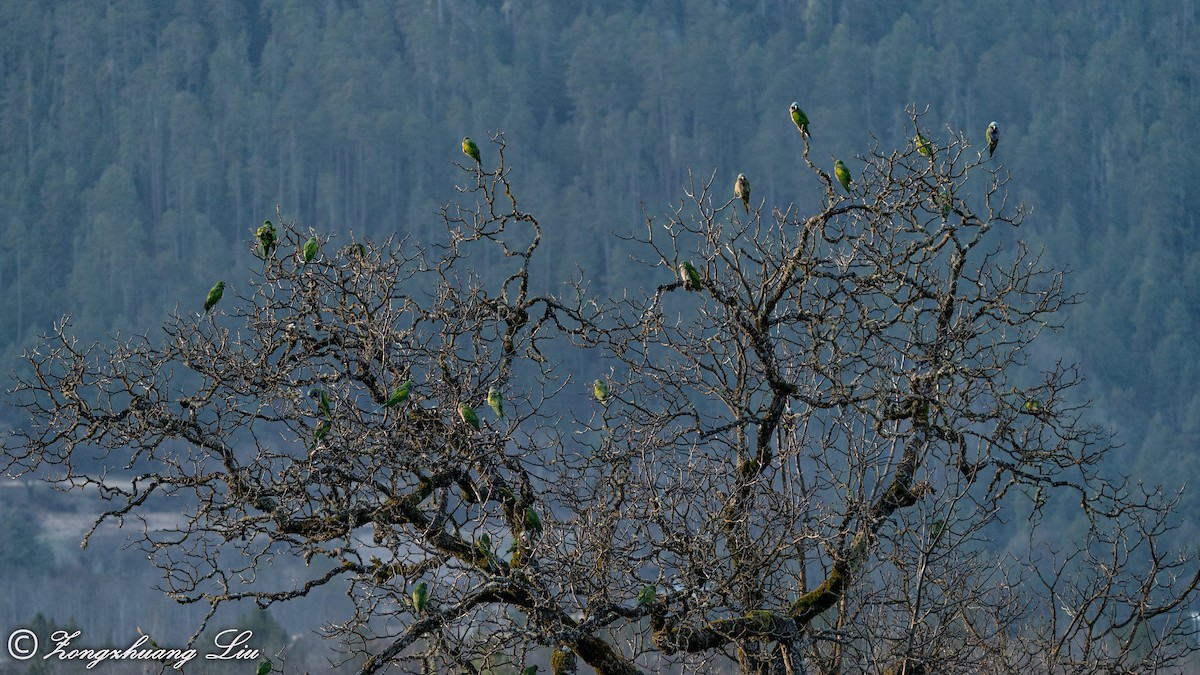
[0,0,1196,671]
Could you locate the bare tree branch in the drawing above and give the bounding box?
[5,118,1198,674]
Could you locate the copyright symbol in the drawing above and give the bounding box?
[7,629,37,660]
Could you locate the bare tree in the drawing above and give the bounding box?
[5,119,1198,675]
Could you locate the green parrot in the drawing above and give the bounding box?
[476,532,495,567]
[462,136,481,165]
[487,385,504,419]
[834,159,853,192]
[345,242,366,259]
[1023,399,1042,413]
[312,418,332,444]
[524,507,542,537]
[789,102,810,139]
[593,379,609,404]
[986,121,999,157]
[412,582,429,613]
[678,261,701,291]
[915,134,931,158]
[302,236,319,264]
[203,281,225,314]
[931,519,947,546]
[308,387,332,419]
[459,402,480,430]
[637,584,657,606]
[734,173,751,213]
[256,659,273,675]
[256,220,277,258]
[382,380,413,409]
[521,667,539,675]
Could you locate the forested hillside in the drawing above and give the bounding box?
[1,0,1198,522]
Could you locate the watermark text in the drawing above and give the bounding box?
[6,627,263,670]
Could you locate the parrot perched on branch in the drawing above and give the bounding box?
[834,160,853,192]
[203,281,225,314]
[734,173,751,213]
[256,220,277,258]
[678,261,702,291]
[789,102,810,139]
[915,134,931,158]
[462,137,481,165]
[487,385,505,419]
[308,387,332,419]
[381,380,413,409]
[986,121,999,157]
[459,403,480,430]
[412,582,429,613]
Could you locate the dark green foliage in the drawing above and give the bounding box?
[4,99,1196,674]
[198,608,288,664]
[235,608,288,655]
[0,510,54,572]
[0,0,1195,551]
[23,614,81,675]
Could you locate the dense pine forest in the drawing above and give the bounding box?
[2,0,1200,666]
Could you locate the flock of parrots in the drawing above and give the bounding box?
[456,105,999,216]
[196,108,1000,445]
[195,112,1002,668]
